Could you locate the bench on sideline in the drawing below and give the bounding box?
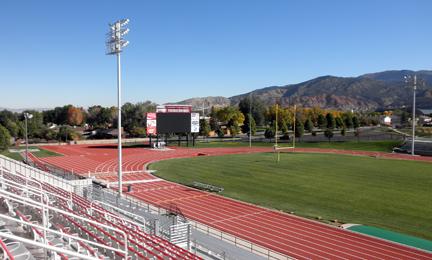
[193,181,224,192]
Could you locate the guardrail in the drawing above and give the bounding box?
[102,188,295,260]
[0,154,92,196]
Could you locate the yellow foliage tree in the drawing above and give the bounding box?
[67,107,83,125]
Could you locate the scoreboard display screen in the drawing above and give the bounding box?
[156,113,191,134]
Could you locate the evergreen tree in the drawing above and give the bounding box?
[345,115,354,130]
[209,106,219,131]
[326,113,336,129]
[353,116,360,129]
[304,118,314,132]
[341,127,347,138]
[295,118,304,139]
[279,119,288,134]
[238,97,266,126]
[335,116,345,129]
[0,125,12,151]
[216,127,225,139]
[264,121,276,140]
[317,114,327,129]
[241,114,257,137]
[324,128,333,142]
[199,119,211,139]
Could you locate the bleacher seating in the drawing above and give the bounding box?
[193,181,224,192]
[398,141,432,156]
[0,168,204,260]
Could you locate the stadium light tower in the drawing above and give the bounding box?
[24,113,33,165]
[404,75,424,156]
[106,19,130,197]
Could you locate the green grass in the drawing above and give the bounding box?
[177,140,403,153]
[1,146,63,160]
[149,152,432,241]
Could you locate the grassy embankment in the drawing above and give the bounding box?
[1,146,63,161]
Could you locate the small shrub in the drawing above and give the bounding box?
[422,128,426,133]
[312,131,317,136]
[429,129,432,134]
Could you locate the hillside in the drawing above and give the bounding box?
[167,70,432,112]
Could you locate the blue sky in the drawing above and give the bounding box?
[1,1,431,110]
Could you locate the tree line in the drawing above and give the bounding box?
[0,97,393,151]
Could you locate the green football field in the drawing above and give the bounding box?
[149,151,432,241]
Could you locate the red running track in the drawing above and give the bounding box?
[39,144,432,259]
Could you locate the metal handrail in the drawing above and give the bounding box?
[0,170,128,259]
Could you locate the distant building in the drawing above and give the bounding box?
[419,116,432,126]
[97,127,127,139]
[381,116,391,126]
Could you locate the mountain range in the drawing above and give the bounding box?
[168,70,432,112]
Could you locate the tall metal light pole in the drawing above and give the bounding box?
[249,92,252,147]
[402,105,406,140]
[24,113,33,165]
[106,19,130,197]
[404,75,424,156]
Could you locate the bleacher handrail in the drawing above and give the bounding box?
[0,155,75,192]
[0,170,73,208]
[0,229,101,260]
[90,200,149,233]
[0,171,129,260]
[0,187,126,252]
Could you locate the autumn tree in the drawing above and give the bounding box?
[217,106,244,125]
[354,129,362,141]
[67,107,83,126]
[265,105,292,126]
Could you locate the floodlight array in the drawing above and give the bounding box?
[404,74,425,156]
[404,75,425,91]
[105,19,130,55]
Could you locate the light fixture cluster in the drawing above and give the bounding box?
[105,19,130,55]
[404,75,425,90]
